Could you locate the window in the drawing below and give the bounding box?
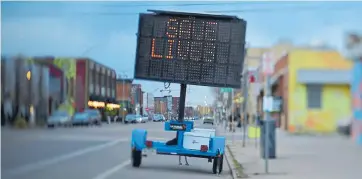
[95,85,99,94]
[95,71,99,88]
[306,84,322,109]
[89,84,94,94]
[101,87,105,96]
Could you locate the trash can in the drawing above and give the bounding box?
[260,120,276,159]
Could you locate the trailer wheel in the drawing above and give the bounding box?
[212,154,224,174]
[218,154,224,173]
[131,148,142,167]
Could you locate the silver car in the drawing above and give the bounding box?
[134,115,146,123]
[125,114,136,124]
[84,109,102,125]
[47,111,72,128]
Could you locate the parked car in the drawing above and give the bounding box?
[72,112,91,126]
[133,115,145,123]
[125,114,136,124]
[84,109,102,125]
[47,110,72,128]
[337,117,352,136]
[142,115,148,122]
[203,116,214,125]
[147,114,154,121]
[153,114,165,122]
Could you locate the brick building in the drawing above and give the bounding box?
[87,59,117,109]
[116,78,133,113]
[34,57,118,114]
[131,84,143,114]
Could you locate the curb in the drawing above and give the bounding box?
[225,144,249,178]
[225,145,238,179]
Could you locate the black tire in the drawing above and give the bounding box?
[132,148,142,167]
[219,154,224,173]
[212,157,218,174]
[212,154,224,174]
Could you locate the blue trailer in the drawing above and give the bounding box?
[130,9,246,175]
[131,120,225,174]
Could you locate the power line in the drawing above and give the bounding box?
[102,2,246,8]
[205,4,361,13]
[4,3,360,18]
[78,5,360,17]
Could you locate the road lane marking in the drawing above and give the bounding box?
[3,138,127,178]
[92,160,131,179]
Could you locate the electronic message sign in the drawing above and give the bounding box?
[134,10,247,88]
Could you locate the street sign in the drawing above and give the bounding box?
[221,88,232,93]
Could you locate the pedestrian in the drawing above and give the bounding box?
[228,113,237,132]
[107,115,111,124]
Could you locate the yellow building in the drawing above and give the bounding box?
[287,49,353,133]
[197,105,212,116]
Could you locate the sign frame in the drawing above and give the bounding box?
[134,10,247,88]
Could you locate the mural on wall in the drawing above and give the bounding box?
[288,50,352,133]
[351,60,362,142]
[53,57,76,115]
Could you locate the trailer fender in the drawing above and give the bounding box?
[211,136,225,155]
[131,129,147,150]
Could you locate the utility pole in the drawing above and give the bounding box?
[242,44,249,147]
[262,52,274,174]
[242,70,248,147]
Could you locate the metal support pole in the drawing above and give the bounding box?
[264,75,271,174]
[178,84,187,121]
[242,72,248,147]
[122,77,125,124]
[231,89,235,142]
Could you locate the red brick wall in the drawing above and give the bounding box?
[116,82,132,101]
[272,55,289,130]
[76,60,86,111]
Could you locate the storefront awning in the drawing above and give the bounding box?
[297,69,351,84]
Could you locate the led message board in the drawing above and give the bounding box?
[134,10,247,88]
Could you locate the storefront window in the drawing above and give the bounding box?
[101,87,105,96]
[89,84,94,94]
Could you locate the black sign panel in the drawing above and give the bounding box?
[134,10,247,88]
[170,124,186,131]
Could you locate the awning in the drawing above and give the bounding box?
[297,69,351,84]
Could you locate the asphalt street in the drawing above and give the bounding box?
[1,121,233,179]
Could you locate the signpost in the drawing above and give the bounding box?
[262,52,274,174]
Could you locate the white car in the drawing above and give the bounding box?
[142,115,148,122]
[135,115,146,123]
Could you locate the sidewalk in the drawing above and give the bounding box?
[226,130,362,179]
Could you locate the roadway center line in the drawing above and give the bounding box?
[92,160,131,179]
[3,138,128,178]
